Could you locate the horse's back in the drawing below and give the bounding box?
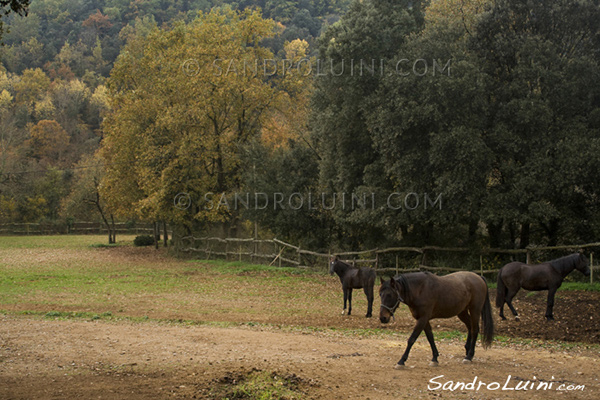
[360,267,376,280]
[428,272,487,318]
[500,261,556,290]
[438,271,486,289]
[344,267,375,289]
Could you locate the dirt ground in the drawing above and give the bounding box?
[492,290,599,343]
[1,244,599,399]
[1,315,598,400]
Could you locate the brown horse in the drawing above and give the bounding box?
[329,256,376,317]
[496,253,590,321]
[379,271,493,368]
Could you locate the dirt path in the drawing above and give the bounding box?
[1,315,598,399]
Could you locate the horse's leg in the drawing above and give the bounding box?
[505,288,520,321]
[347,288,353,316]
[545,287,558,321]
[465,307,481,362]
[363,286,373,318]
[342,287,348,315]
[457,310,472,358]
[424,322,439,366]
[396,317,428,368]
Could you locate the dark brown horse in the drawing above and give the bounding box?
[496,253,590,321]
[329,256,376,317]
[379,271,493,368]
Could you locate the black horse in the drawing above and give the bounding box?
[380,271,494,368]
[496,253,590,321]
[329,256,376,318]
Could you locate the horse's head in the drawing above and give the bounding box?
[329,255,339,275]
[577,252,591,277]
[379,277,403,324]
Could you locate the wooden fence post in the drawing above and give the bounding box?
[395,254,399,276]
[298,247,302,268]
[526,249,531,265]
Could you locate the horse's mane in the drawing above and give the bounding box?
[549,253,581,274]
[334,259,357,275]
[337,259,354,269]
[395,274,414,300]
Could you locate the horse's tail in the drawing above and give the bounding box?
[495,268,506,308]
[481,278,494,349]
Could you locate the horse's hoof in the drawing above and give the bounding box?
[341,310,345,315]
[500,316,507,321]
[394,364,406,370]
[462,359,472,364]
[515,317,520,322]
[365,314,372,318]
[429,361,439,367]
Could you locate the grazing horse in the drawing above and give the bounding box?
[329,256,376,317]
[496,253,590,321]
[379,271,493,368]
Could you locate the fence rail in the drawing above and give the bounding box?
[0,222,172,236]
[180,236,600,283]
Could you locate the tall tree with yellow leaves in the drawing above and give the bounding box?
[101,8,285,234]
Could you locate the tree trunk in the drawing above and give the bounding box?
[153,222,159,249]
[488,219,503,248]
[163,221,168,247]
[545,219,560,246]
[92,200,112,245]
[519,222,530,249]
[110,214,116,244]
[508,222,517,248]
[468,219,478,244]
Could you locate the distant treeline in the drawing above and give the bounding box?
[1,0,600,252]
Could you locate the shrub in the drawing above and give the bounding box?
[134,235,155,246]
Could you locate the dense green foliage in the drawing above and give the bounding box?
[304,0,600,250]
[133,234,154,246]
[1,0,599,252]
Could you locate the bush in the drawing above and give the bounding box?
[134,235,155,246]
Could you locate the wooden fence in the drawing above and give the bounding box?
[0,222,166,236]
[180,236,600,283]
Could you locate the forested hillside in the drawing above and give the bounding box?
[1,0,599,252]
[0,0,348,228]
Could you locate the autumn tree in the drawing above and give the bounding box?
[61,152,116,243]
[26,119,70,163]
[101,9,285,234]
[13,67,50,106]
[82,9,113,37]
